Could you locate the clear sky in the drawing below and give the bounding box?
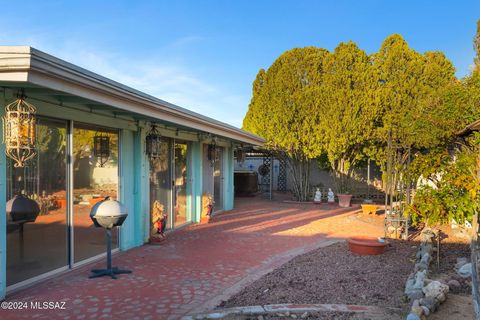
[0,1,479,128]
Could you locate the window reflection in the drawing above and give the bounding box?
[6,117,67,286]
[73,124,119,263]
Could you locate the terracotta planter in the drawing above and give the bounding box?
[348,236,387,255]
[149,235,166,245]
[337,194,352,207]
[56,199,67,209]
[88,198,104,206]
[200,216,210,224]
[361,204,378,215]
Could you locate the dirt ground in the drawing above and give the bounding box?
[219,211,474,319]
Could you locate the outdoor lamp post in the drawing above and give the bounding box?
[89,197,131,279]
[2,94,37,167]
[145,123,162,159]
[93,131,110,167]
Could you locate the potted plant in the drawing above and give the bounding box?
[333,173,352,208]
[201,193,214,223]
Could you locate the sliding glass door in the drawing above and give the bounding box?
[149,139,191,231]
[213,147,224,211]
[72,124,119,263]
[6,117,68,286]
[173,141,189,227]
[6,118,121,287]
[149,139,172,231]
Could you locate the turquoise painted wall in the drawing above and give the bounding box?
[0,90,7,300]
[191,142,202,223]
[224,147,234,211]
[119,129,140,250]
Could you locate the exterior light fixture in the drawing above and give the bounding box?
[93,131,110,167]
[236,147,246,165]
[207,137,218,167]
[145,124,162,159]
[2,94,37,168]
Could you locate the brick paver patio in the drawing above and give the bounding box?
[1,197,384,320]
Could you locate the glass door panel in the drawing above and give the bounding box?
[6,117,68,286]
[173,142,188,227]
[72,124,119,263]
[213,147,223,211]
[149,139,172,233]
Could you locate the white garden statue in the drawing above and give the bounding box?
[327,188,335,203]
[313,188,322,204]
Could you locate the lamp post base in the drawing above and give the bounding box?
[89,267,132,279]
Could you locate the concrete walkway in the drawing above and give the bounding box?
[1,197,384,320]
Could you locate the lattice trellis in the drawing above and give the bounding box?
[277,158,287,191]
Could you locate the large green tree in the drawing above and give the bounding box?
[243,47,329,201]
[318,41,377,185]
[243,35,458,201]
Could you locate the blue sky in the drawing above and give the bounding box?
[0,1,479,128]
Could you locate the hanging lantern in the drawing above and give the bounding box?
[93,131,110,167]
[2,96,37,167]
[145,124,162,159]
[207,138,218,166]
[236,148,246,165]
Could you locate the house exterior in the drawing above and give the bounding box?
[0,46,264,299]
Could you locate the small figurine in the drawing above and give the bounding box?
[202,193,215,223]
[313,188,322,204]
[150,200,167,243]
[327,188,335,203]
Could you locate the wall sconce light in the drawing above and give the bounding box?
[2,94,37,168]
[145,124,162,159]
[93,131,110,167]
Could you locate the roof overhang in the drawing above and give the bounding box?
[0,46,264,146]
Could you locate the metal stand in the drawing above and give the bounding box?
[90,229,131,279]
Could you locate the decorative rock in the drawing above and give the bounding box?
[415,262,428,272]
[421,306,430,316]
[405,278,416,294]
[411,305,424,317]
[423,281,449,299]
[419,297,438,313]
[447,279,461,291]
[458,263,472,278]
[407,289,425,301]
[455,257,468,270]
[406,313,421,320]
[420,252,432,265]
[436,293,446,303]
[413,270,427,289]
[412,299,420,307]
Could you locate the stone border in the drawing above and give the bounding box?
[404,228,449,320]
[183,303,401,320]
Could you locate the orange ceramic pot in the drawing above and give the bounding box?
[348,236,387,255]
[337,194,352,207]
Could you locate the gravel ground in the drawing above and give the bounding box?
[220,240,416,310]
[222,312,355,320]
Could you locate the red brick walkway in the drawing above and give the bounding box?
[1,197,384,320]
